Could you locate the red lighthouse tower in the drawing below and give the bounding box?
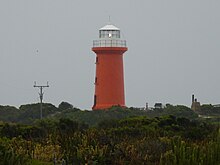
[92,23,127,110]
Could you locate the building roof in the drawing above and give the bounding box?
[99,24,120,31]
[154,103,163,109]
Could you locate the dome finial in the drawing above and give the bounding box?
[108,15,111,24]
[99,16,120,31]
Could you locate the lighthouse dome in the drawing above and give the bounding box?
[99,24,120,31]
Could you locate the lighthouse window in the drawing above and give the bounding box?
[95,77,97,84]
[105,31,108,37]
[111,30,120,38]
[108,31,113,38]
[99,30,120,38]
[113,30,120,38]
[99,31,105,38]
[112,30,116,38]
[96,57,99,64]
[94,95,97,106]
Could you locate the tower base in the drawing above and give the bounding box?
[92,104,126,110]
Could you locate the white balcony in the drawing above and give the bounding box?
[93,39,127,47]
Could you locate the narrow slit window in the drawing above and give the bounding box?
[96,57,99,64]
[94,95,97,106]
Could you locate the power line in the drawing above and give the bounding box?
[33,81,49,119]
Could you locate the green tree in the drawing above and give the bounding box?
[58,102,73,110]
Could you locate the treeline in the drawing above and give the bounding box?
[199,104,220,116]
[0,114,219,164]
[0,103,58,124]
[1,102,219,125]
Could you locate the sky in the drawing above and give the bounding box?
[0,0,219,109]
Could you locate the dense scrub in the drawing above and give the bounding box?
[0,113,219,165]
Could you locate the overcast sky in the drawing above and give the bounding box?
[0,0,219,109]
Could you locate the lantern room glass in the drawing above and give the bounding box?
[99,30,120,39]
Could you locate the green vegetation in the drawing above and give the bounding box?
[0,102,219,125]
[0,103,58,124]
[199,104,220,116]
[0,103,219,164]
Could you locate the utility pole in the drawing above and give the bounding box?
[33,81,49,119]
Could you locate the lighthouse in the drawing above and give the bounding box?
[92,23,128,110]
